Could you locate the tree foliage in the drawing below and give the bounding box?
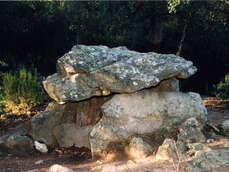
[165,0,229,93]
[0,1,228,93]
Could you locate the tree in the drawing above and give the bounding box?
[167,0,229,56]
[65,1,168,51]
[166,0,229,93]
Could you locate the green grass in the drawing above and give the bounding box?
[1,67,45,114]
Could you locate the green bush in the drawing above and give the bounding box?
[2,67,45,113]
[214,74,229,99]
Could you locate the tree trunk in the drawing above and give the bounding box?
[176,21,188,56]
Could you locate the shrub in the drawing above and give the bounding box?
[2,67,45,114]
[214,73,229,99]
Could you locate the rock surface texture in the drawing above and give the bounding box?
[125,137,153,159]
[219,120,229,136]
[0,134,34,155]
[155,138,178,161]
[186,149,229,172]
[34,141,48,153]
[43,45,196,103]
[47,164,73,172]
[53,124,92,148]
[0,96,109,154]
[1,44,215,171]
[29,96,109,148]
[177,117,206,144]
[89,90,207,157]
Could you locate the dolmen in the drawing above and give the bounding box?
[1,45,229,171]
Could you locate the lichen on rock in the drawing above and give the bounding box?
[43,45,197,103]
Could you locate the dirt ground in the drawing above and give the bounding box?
[1,97,229,172]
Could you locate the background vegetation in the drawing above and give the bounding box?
[0,0,229,101]
[1,67,45,114]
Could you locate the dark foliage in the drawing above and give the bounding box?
[0,1,228,94]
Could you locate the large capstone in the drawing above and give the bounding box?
[43,45,196,103]
[89,90,207,157]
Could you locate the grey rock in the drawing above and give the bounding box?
[89,90,207,157]
[155,138,177,161]
[0,95,109,155]
[151,78,179,92]
[35,160,44,165]
[29,96,108,147]
[43,45,196,103]
[176,140,188,154]
[206,130,220,140]
[53,124,92,148]
[185,149,229,171]
[34,141,48,153]
[186,143,211,157]
[7,121,31,136]
[175,140,188,160]
[219,120,229,136]
[178,118,206,144]
[0,134,34,155]
[47,164,73,172]
[206,138,215,143]
[0,121,32,155]
[188,143,208,152]
[30,110,61,147]
[125,137,153,159]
